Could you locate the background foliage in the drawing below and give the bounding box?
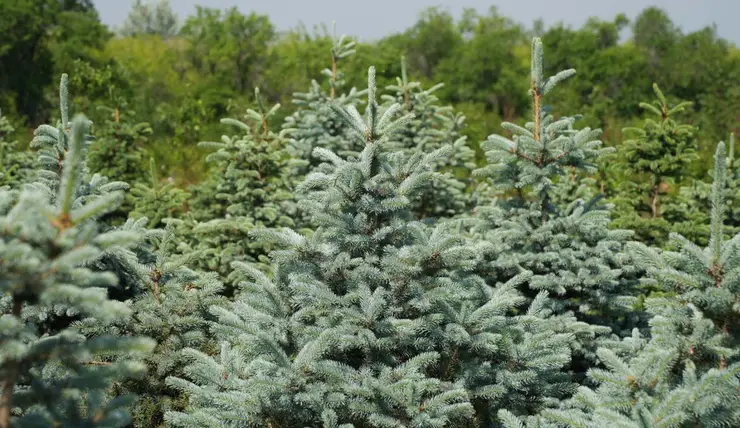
[1,1,737,186]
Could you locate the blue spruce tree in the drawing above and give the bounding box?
[164,66,585,428]
[381,56,477,220]
[0,75,155,427]
[499,141,740,428]
[467,38,643,370]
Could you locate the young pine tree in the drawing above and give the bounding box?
[468,38,642,351]
[0,76,155,427]
[611,84,699,246]
[165,67,581,428]
[75,221,226,427]
[183,88,297,282]
[499,141,740,428]
[282,23,367,178]
[381,56,477,220]
[130,157,190,229]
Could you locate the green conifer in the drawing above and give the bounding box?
[87,102,152,193]
[86,101,153,225]
[0,75,155,427]
[164,66,582,428]
[468,38,642,353]
[381,56,477,220]
[0,110,34,189]
[130,157,190,229]
[611,84,699,246]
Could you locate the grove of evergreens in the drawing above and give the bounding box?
[1,1,739,428]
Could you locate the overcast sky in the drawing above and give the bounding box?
[93,0,739,44]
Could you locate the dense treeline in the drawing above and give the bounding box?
[1,0,738,182]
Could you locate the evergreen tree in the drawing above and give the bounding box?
[165,66,581,428]
[87,101,152,224]
[0,75,155,427]
[76,221,226,427]
[130,158,190,229]
[611,84,699,246]
[499,142,740,428]
[468,38,642,351]
[0,110,34,189]
[184,88,297,282]
[381,56,477,220]
[282,23,367,178]
[87,102,151,193]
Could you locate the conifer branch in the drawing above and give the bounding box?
[532,84,541,144]
[330,55,337,100]
[0,296,23,428]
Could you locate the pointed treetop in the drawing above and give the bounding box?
[530,37,576,98]
[60,73,70,128]
[329,66,414,147]
[710,141,727,263]
[639,83,693,120]
[728,132,735,166]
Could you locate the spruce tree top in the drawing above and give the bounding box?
[620,83,698,185]
[283,24,367,175]
[474,38,612,218]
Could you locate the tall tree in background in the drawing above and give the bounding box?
[121,0,179,39]
[180,6,275,94]
[435,6,529,122]
[0,0,109,124]
[399,7,462,80]
[632,7,680,78]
